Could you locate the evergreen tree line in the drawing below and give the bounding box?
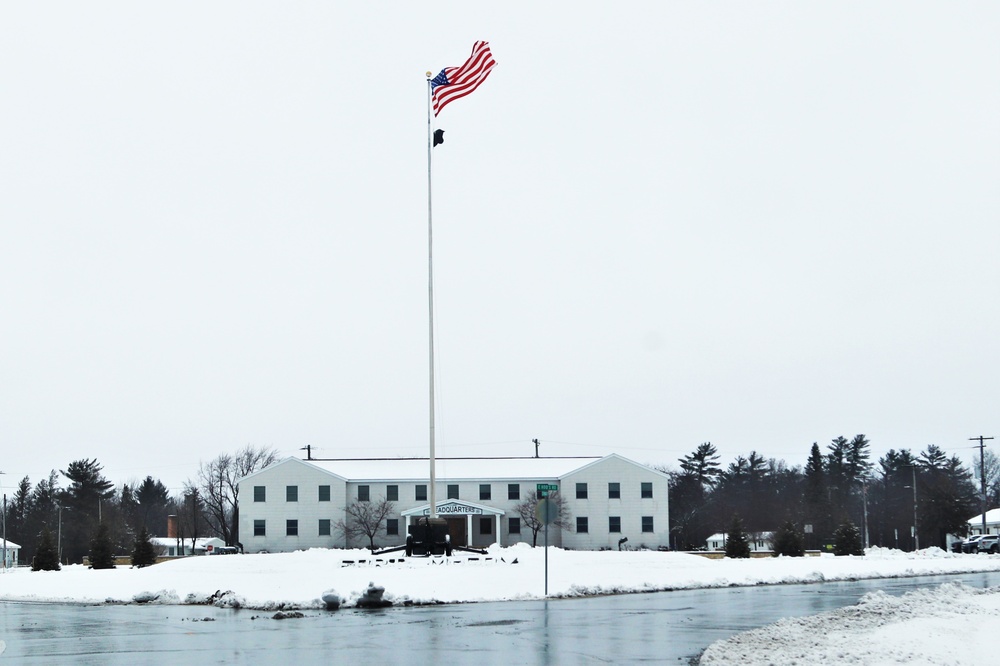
[2,445,277,567]
[664,436,992,552]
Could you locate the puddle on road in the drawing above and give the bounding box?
[465,619,525,627]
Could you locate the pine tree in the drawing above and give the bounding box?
[89,522,116,569]
[131,527,157,568]
[833,521,865,556]
[771,520,805,557]
[32,528,61,571]
[724,514,751,559]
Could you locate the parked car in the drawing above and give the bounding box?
[961,535,989,553]
[976,535,1000,554]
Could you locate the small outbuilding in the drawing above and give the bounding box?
[151,537,226,557]
[706,532,774,553]
[2,540,21,568]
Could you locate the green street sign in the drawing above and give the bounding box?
[537,483,558,498]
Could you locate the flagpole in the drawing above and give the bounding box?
[426,73,437,520]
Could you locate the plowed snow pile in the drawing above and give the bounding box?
[699,582,1000,665]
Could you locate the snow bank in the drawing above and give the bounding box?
[699,582,1000,665]
[2,544,999,611]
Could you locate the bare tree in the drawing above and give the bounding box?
[173,483,208,555]
[335,497,396,551]
[514,491,572,547]
[198,445,279,545]
[973,449,1000,509]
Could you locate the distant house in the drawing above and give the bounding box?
[966,509,1000,535]
[151,537,226,558]
[706,532,774,553]
[2,540,20,568]
[237,454,671,552]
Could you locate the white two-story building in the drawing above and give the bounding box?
[237,454,670,552]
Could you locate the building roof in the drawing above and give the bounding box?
[967,508,1000,525]
[1,540,21,549]
[288,456,606,482]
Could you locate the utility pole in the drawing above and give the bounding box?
[3,493,7,570]
[911,465,919,551]
[1,471,6,569]
[970,436,994,535]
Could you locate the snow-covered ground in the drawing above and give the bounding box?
[2,545,999,663]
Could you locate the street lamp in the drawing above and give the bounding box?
[860,480,870,549]
[57,505,71,565]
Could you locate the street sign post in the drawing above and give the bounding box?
[535,484,558,595]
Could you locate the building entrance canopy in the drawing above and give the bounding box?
[401,500,506,518]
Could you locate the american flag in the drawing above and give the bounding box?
[430,41,497,117]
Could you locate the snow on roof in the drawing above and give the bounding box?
[301,456,605,482]
[150,537,222,548]
[967,508,1000,525]
[1,540,21,549]
[706,532,773,541]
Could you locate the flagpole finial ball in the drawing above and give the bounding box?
[426,71,432,78]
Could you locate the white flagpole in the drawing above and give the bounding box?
[426,73,437,520]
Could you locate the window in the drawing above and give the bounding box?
[642,516,654,533]
[480,484,492,501]
[358,485,370,502]
[387,485,399,502]
[509,517,521,534]
[577,517,589,533]
[415,484,427,501]
[480,518,492,535]
[448,484,459,500]
[508,483,520,501]
[286,486,298,502]
[253,520,266,537]
[318,485,330,502]
[386,518,399,536]
[318,519,331,536]
[608,482,620,499]
[641,482,653,499]
[609,516,621,533]
[286,519,298,536]
[254,486,266,502]
[576,483,588,499]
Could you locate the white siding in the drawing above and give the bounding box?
[560,455,670,550]
[239,458,348,553]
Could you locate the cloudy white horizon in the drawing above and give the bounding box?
[2,2,997,494]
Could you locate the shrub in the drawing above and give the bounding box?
[32,528,61,571]
[771,520,805,557]
[724,515,751,559]
[89,522,117,569]
[833,521,865,556]
[131,527,157,568]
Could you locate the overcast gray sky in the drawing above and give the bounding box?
[2,2,997,495]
